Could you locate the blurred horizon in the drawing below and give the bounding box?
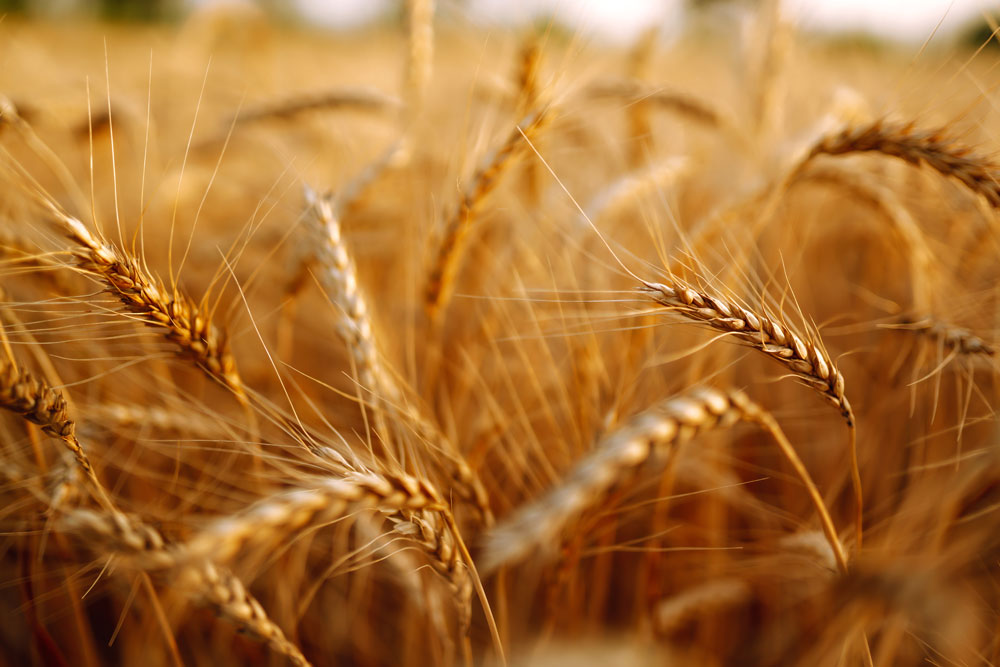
[1,0,998,48]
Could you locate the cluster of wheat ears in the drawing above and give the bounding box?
[0,1,999,665]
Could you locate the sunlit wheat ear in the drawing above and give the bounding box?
[804,121,1000,208]
[303,188,491,520]
[0,352,115,511]
[639,280,852,423]
[424,109,550,324]
[54,212,245,399]
[63,510,312,667]
[479,387,846,574]
[303,188,389,399]
[639,278,863,549]
[391,509,474,632]
[181,472,448,564]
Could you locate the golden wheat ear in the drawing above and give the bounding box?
[424,109,550,324]
[805,121,1000,208]
[0,351,116,511]
[53,211,245,399]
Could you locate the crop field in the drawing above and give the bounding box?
[1,2,999,665]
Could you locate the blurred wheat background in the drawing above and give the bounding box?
[1,0,1000,665]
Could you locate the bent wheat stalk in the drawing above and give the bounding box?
[480,387,847,575]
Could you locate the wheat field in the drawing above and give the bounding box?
[1,2,999,665]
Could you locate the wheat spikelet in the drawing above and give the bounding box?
[424,109,549,322]
[54,212,244,398]
[63,510,311,667]
[480,387,846,573]
[806,121,1000,208]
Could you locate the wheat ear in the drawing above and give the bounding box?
[639,279,862,549]
[424,110,549,322]
[303,189,390,404]
[639,280,852,421]
[55,212,244,398]
[63,510,311,667]
[304,188,491,521]
[181,472,477,637]
[232,87,400,126]
[0,352,115,511]
[893,317,995,357]
[805,121,1000,209]
[182,472,447,564]
[480,387,846,574]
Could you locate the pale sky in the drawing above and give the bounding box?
[285,0,995,44]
